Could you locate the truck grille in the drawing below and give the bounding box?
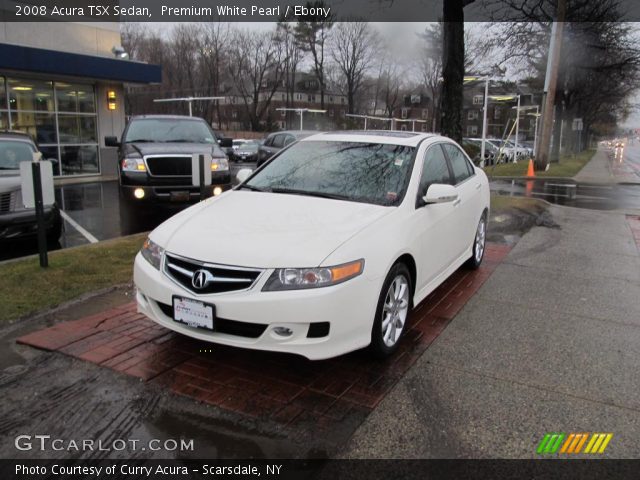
[145,156,192,176]
[164,253,263,295]
[0,192,14,213]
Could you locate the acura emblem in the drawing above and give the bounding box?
[192,269,210,289]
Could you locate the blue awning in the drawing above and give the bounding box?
[0,43,161,84]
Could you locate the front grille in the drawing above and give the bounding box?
[145,156,192,176]
[0,192,13,213]
[164,253,263,295]
[156,301,267,339]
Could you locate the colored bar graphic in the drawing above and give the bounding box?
[538,433,613,455]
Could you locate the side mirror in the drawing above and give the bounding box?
[218,137,233,148]
[423,184,458,205]
[105,136,119,147]
[236,168,253,184]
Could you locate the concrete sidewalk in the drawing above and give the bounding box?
[344,206,640,458]
[573,148,616,184]
[574,146,640,184]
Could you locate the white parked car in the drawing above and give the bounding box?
[134,131,490,360]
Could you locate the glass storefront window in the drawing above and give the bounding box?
[39,145,61,176]
[1,77,99,176]
[8,79,54,112]
[58,115,97,144]
[60,145,99,175]
[10,112,57,144]
[56,83,96,113]
[0,76,6,110]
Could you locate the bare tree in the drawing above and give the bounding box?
[276,21,305,129]
[294,1,335,109]
[330,21,379,115]
[227,28,286,131]
[199,22,231,128]
[441,0,476,142]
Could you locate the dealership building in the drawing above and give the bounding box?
[0,22,161,181]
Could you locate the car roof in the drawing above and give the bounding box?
[302,130,441,147]
[130,115,206,121]
[267,130,318,138]
[0,131,36,143]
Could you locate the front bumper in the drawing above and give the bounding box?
[133,252,379,360]
[0,205,60,240]
[120,171,232,202]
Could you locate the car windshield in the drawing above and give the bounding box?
[245,141,416,206]
[0,140,35,170]
[124,119,216,144]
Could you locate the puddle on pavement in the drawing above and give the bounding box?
[491,179,640,211]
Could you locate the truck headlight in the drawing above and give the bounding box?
[122,157,146,172]
[141,238,164,270]
[262,259,364,291]
[211,157,229,172]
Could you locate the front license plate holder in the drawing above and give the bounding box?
[172,296,215,331]
[170,191,190,202]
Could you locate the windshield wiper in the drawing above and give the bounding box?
[125,139,155,143]
[237,184,266,192]
[269,187,350,201]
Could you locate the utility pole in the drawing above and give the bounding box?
[535,0,567,169]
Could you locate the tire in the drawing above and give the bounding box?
[369,263,412,359]
[465,211,487,270]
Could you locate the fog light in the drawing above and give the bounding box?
[134,188,145,199]
[213,186,223,196]
[273,327,293,337]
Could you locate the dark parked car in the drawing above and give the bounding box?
[105,115,233,202]
[256,130,316,168]
[0,131,61,241]
[231,140,261,163]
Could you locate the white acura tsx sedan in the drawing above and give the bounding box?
[134,131,490,360]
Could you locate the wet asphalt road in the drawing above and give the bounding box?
[0,161,254,262]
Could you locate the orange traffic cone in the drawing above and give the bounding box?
[526,159,535,177]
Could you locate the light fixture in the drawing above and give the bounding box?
[111,45,129,59]
[12,86,32,91]
[107,90,117,111]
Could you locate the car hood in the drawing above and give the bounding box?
[125,143,224,157]
[0,172,20,193]
[159,191,392,268]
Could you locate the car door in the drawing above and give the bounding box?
[412,143,459,293]
[441,143,483,260]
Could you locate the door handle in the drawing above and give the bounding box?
[453,198,462,207]
[475,183,481,190]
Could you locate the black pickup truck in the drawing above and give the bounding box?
[106,115,233,202]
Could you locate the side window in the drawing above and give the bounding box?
[284,135,295,146]
[271,134,285,148]
[263,135,274,147]
[418,144,452,199]
[443,143,474,184]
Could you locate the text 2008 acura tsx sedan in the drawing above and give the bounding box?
[134,131,490,360]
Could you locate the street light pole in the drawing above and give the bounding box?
[480,76,489,168]
[515,94,521,161]
[533,106,540,157]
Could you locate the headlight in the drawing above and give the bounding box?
[122,157,146,172]
[141,238,164,270]
[262,259,364,291]
[211,156,229,172]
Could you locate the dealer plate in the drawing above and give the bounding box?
[172,296,215,331]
